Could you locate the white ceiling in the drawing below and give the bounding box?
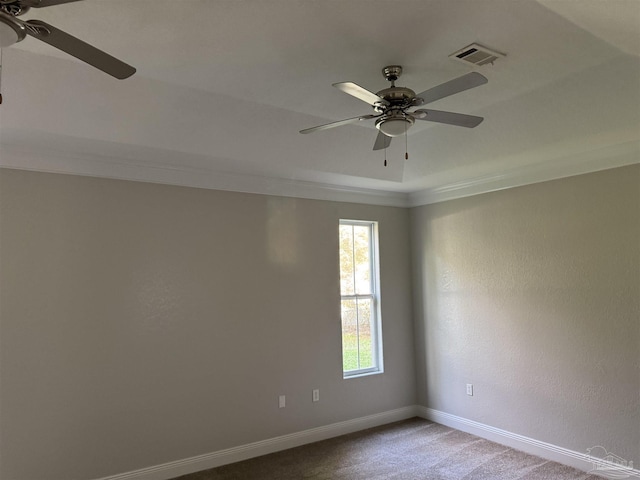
[0,0,638,206]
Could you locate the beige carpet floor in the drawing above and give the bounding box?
[173,418,604,480]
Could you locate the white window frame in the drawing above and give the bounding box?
[339,219,384,378]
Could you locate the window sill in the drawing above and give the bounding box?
[343,370,383,380]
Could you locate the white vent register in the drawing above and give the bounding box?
[450,43,505,66]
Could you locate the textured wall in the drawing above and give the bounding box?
[0,169,415,480]
[2,164,637,480]
[411,164,640,463]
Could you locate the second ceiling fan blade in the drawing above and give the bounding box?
[21,0,84,7]
[300,114,378,134]
[415,72,487,106]
[23,19,135,79]
[413,109,484,128]
[373,131,392,151]
[333,82,389,107]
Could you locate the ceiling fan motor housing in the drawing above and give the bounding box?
[374,67,420,136]
[376,86,416,105]
[0,1,30,16]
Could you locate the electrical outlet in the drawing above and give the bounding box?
[466,384,473,396]
[312,389,320,402]
[279,395,286,408]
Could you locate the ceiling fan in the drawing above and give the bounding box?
[300,66,487,151]
[0,0,135,79]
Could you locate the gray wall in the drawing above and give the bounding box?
[411,164,640,463]
[0,169,416,480]
[2,164,638,480]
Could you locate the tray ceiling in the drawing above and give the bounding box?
[0,0,638,206]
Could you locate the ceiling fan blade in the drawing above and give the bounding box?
[333,82,389,107]
[20,0,84,7]
[23,19,135,79]
[300,114,378,134]
[373,131,392,151]
[415,72,487,105]
[413,109,484,128]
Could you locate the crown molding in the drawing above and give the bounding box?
[408,140,639,207]
[1,139,636,209]
[0,144,410,208]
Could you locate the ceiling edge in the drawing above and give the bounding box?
[408,140,640,207]
[0,146,410,208]
[1,140,637,209]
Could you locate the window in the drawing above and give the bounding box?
[339,220,383,377]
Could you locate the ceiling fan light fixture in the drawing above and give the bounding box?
[0,14,26,47]
[376,115,414,137]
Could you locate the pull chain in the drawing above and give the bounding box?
[405,120,408,160]
[384,145,387,167]
[0,49,3,105]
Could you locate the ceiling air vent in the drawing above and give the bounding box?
[450,43,505,66]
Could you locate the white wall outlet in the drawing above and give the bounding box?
[279,395,286,408]
[466,384,473,396]
[312,389,320,402]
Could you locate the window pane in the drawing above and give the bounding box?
[353,225,371,295]
[339,225,354,296]
[356,297,373,369]
[341,297,374,372]
[341,298,358,371]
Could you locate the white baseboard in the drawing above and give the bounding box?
[96,405,639,480]
[96,406,419,480]
[417,406,640,479]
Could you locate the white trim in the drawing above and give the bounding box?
[84,405,640,480]
[339,220,384,377]
[408,140,640,207]
[94,406,419,480]
[1,137,637,208]
[0,147,409,208]
[417,407,640,478]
